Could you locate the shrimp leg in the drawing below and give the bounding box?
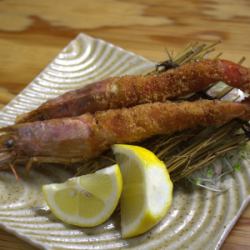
[25,156,85,170]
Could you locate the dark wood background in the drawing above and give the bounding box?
[0,0,249,249]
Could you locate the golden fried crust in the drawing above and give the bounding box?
[95,100,249,144]
[9,100,250,160]
[16,59,250,123]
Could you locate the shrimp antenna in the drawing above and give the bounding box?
[9,163,19,181]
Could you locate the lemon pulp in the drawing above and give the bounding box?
[112,144,173,238]
[43,164,122,227]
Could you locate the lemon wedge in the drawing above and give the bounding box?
[42,164,122,227]
[112,144,173,238]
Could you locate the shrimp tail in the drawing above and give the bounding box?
[219,59,250,92]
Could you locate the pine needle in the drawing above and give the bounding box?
[77,41,250,183]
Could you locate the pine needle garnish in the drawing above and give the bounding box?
[76,41,250,189]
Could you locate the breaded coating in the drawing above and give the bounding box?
[16,59,250,123]
[1,100,249,165]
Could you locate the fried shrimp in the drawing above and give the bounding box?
[16,59,250,123]
[1,100,250,168]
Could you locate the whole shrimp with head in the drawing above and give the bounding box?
[1,100,250,170]
[16,59,250,123]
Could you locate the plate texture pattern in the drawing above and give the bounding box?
[0,33,249,250]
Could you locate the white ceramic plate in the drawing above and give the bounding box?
[0,33,249,250]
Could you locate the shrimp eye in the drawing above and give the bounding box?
[4,139,14,149]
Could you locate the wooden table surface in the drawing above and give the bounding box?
[0,0,249,249]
